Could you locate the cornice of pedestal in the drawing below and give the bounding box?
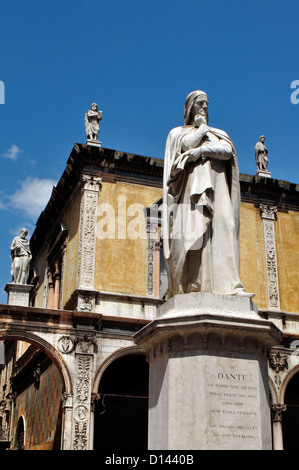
[134,292,282,360]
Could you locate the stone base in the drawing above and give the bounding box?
[5,283,33,307]
[134,292,281,450]
[86,139,101,147]
[255,170,272,178]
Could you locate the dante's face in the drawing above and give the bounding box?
[191,96,209,123]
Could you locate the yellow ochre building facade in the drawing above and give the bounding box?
[0,142,298,450]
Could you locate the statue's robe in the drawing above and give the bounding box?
[10,236,31,284]
[163,124,245,297]
[85,110,101,138]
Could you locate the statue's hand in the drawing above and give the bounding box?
[194,115,209,131]
[187,148,202,162]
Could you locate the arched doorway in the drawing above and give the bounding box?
[0,331,72,450]
[94,354,149,450]
[282,372,299,449]
[15,416,25,450]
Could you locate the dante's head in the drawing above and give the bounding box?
[184,90,209,126]
[91,103,98,111]
[259,135,265,143]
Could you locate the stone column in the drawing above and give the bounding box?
[47,270,55,308]
[90,393,100,450]
[53,264,61,310]
[61,393,73,450]
[271,404,286,450]
[134,292,281,450]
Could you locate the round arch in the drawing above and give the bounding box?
[92,345,144,395]
[278,363,299,450]
[279,363,299,404]
[92,346,149,451]
[0,328,73,395]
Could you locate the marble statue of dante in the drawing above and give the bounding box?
[163,90,249,298]
[84,103,103,141]
[10,228,32,284]
[255,135,268,171]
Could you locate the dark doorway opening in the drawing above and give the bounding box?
[283,372,299,449]
[94,354,149,450]
[15,417,25,450]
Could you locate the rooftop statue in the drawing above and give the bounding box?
[255,135,268,172]
[10,228,32,284]
[84,103,102,144]
[163,90,251,298]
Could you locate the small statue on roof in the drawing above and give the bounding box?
[85,103,102,146]
[255,135,268,171]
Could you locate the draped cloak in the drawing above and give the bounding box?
[162,124,245,298]
[10,235,32,284]
[85,109,101,138]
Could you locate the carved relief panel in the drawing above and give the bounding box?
[260,204,280,310]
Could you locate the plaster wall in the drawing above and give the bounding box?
[239,203,267,310]
[61,191,81,307]
[94,181,162,296]
[275,210,299,313]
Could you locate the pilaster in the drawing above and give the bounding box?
[260,204,280,311]
[76,175,101,311]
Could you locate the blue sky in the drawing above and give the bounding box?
[0,0,298,303]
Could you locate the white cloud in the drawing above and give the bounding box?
[2,144,22,161]
[8,177,56,220]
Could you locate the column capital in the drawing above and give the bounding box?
[259,203,277,220]
[271,404,287,422]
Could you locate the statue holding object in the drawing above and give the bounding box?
[85,103,102,146]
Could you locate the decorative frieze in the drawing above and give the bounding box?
[260,204,280,310]
[74,422,88,450]
[72,334,97,450]
[146,220,158,297]
[77,175,101,292]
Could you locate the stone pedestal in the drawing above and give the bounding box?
[134,292,281,450]
[5,283,33,307]
[86,139,101,147]
[255,170,271,178]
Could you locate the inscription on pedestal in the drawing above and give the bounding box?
[205,359,262,449]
